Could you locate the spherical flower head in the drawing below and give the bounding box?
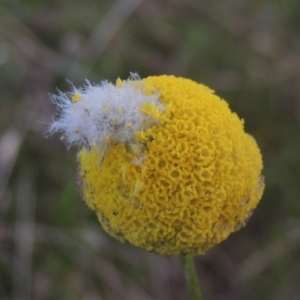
[49,74,265,256]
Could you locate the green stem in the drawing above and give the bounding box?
[180,255,202,300]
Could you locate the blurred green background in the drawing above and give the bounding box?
[1,0,300,299]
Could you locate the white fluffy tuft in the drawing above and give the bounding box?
[48,76,163,151]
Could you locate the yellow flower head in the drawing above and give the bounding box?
[50,74,264,256]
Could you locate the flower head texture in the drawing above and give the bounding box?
[50,75,264,256]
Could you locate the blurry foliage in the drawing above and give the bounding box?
[0,0,300,299]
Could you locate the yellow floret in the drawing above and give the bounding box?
[116,77,123,87]
[72,92,82,102]
[77,75,265,256]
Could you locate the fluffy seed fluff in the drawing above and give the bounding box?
[48,74,164,151]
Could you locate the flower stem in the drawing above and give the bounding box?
[180,255,202,300]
